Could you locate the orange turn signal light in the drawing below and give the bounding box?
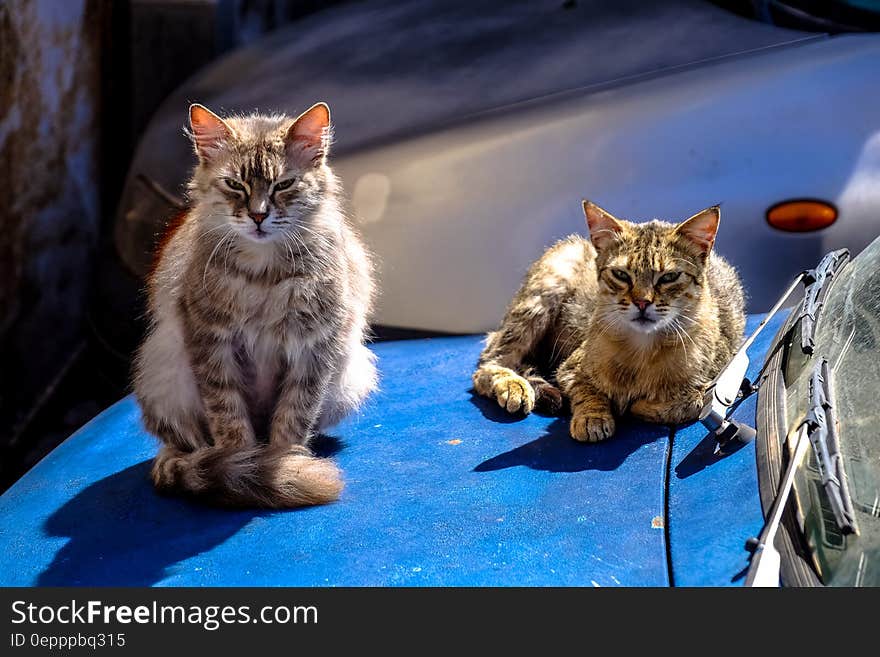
[766,199,837,233]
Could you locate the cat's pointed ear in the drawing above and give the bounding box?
[583,200,624,252]
[189,104,232,162]
[675,205,720,257]
[285,102,331,167]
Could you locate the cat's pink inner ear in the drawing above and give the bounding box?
[189,104,232,161]
[676,206,721,256]
[583,200,624,252]
[285,102,331,166]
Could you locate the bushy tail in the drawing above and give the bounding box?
[151,444,343,508]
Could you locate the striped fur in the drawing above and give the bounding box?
[134,103,376,508]
[474,201,745,442]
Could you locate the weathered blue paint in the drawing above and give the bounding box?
[666,311,788,587]
[0,337,671,587]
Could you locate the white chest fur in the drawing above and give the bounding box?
[230,273,330,404]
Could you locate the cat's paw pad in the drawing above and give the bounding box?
[493,374,536,414]
[570,412,615,443]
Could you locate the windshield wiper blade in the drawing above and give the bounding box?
[799,249,849,355]
[802,358,858,535]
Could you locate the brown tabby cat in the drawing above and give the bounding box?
[473,201,745,442]
[133,102,376,508]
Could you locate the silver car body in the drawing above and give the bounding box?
[114,2,880,332]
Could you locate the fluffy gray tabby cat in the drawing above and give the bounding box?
[134,102,376,508]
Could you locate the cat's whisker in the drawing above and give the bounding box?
[670,322,689,367]
[673,311,699,327]
[282,235,294,265]
[668,256,699,270]
[549,328,577,365]
[222,230,237,276]
[283,233,300,267]
[291,231,315,263]
[670,317,698,351]
[593,313,623,341]
[202,228,235,290]
[197,223,235,241]
[548,331,564,364]
[296,223,336,244]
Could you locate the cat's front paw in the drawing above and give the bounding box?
[493,373,536,415]
[570,411,615,443]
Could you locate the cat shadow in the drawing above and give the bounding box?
[468,390,562,424]
[37,434,345,586]
[673,428,747,479]
[312,433,345,458]
[474,417,662,474]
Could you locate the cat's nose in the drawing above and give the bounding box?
[248,212,268,225]
[633,298,651,312]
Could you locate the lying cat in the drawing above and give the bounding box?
[134,102,376,507]
[473,201,745,442]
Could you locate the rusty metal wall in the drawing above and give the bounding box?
[0,0,107,444]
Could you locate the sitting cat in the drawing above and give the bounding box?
[134,102,376,507]
[473,200,745,442]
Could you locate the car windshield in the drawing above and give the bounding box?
[783,234,880,586]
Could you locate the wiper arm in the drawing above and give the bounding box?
[744,423,810,587]
[803,358,858,535]
[700,272,805,453]
[798,249,849,355]
[744,358,858,587]
[700,248,849,454]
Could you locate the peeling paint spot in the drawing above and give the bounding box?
[576,515,587,523]
[445,439,462,445]
[591,580,600,587]
[651,516,664,529]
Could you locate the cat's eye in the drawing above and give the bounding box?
[610,269,631,283]
[658,271,681,284]
[224,178,246,192]
[273,178,295,192]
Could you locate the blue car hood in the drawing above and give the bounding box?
[0,313,786,586]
